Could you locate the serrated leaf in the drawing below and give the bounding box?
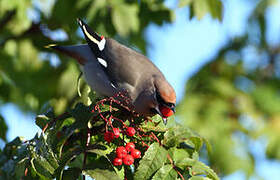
[168,148,190,169]
[84,169,120,180]
[152,164,177,180]
[87,144,112,156]
[141,115,168,132]
[36,115,50,130]
[186,137,203,152]
[163,126,194,147]
[34,135,59,169]
[174,157,196,170]
[134,143,168,180]
[190,161,219,180]
[31,157,54,179]
[5,136,24,147]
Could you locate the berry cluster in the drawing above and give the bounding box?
[113,142,141,166]
[94,92,164,167]
[103,127,142,166]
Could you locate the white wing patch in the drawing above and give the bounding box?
[97,58,107,68]
[111,83,116,88]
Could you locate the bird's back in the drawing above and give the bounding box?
[104,38,165,93]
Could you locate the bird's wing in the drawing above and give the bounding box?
[104,38,163,88]
[77,18,164,90]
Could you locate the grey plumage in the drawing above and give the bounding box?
[48,19,176,118]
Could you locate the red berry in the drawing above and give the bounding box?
[159,106,173,118]
[126,127,136,136]
[131,149,141,159]
[125,142,135,152]
[104,132,114,143]
[116,146,127,158]
[113,157,123,166]
[123,155,134,165]
[113,128,120,138]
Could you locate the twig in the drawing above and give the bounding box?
[167,154,185,180]
[0,10,16,30]
[83,128,91,180]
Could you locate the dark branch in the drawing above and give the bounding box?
[0,10,16,30]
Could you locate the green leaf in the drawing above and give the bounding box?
[62,167,82,180]
[190,161,219,180]
[163,126,194,147]
[141,115,168,132]
[14,158,28,179]
[69,103,93,124]
[134,143,168,180]
[186,137,203,152]
[152,164,177,180]
[168,148,190,169]
[87,144,113,157]
[203,138,212,155]
[4,137,24,152]
[0,115,8,141]
[178,0,192,7]
[192,0,223,20]
[31,157,54,179]
[54,146,83,179]
[112,3,139,36]
[174,157,196,170]
[84,169,121,180]
[35,115,50,130]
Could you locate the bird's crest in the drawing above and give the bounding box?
[77,18,106,52]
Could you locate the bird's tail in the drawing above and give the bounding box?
[45,44,87,65]
[77,18,106,59]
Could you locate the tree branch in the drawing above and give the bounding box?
[0,10,16,30]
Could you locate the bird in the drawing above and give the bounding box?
[47,19,176,124]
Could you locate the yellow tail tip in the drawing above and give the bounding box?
[44,44,58,49]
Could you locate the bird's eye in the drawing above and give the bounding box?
[166,103,175,108]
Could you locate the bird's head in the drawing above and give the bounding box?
[151,78,176,124]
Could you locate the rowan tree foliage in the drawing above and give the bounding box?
[0,0,223,179]
[1,0,280,179]
[0,88,219,179]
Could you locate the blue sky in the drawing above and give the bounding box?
[1,0,280,179]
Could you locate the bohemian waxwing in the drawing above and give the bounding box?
[48,19,176,123]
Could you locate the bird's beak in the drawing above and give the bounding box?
[170,106,176,113]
